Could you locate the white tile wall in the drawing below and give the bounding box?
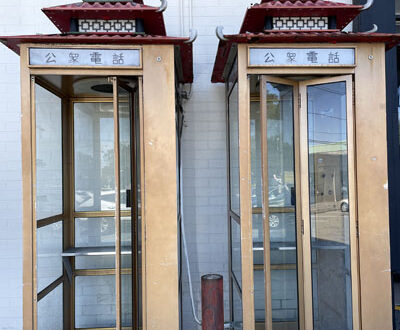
[0,0,353,328]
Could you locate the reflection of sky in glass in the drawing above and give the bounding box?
[308,82,347,147]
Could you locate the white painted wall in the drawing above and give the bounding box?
[0,0,353,329]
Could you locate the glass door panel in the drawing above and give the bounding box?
[74,102,115,212]
[33,79,64,328]
[255,77,299,329]
[302,76,354,330]
[117,83,134,327]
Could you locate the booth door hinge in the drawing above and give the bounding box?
[298,93,301,109]
[301,219,304,235]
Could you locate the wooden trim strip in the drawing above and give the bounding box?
[138,76,146,330]
[237,44,255,329]
[252,207,295,214]
[34,76,66,99]
[113,77,122,329]
[30,76,38,330]
[37,276,64,302]
[36,214,63,228]
[22,45,34,328]
[260,76,273,330]
[74,268,132,276]
[73,210,131,218]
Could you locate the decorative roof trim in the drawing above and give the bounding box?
[211,31,400,83]
[0,33,193,83]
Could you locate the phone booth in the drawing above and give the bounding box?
[212,0,400,329]
[0,1,194,329]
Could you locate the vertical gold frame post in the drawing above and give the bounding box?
[260,76,303,330]
[113,77,122,329]
[237,44,255,329]
[299,75,359,330]
[260,76,272,330]
[138,76,146,330]
[354,44,391,329]
[31,75,38,330]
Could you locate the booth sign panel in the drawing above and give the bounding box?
[29,48,141,67]
[249,47,356,66]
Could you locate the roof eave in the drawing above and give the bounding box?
[212,32,400,83]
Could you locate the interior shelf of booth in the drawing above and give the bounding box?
[62,246,132,257]
[61,246,134,282]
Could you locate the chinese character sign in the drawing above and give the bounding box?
[29,48,141,67]
[249,48,355,66]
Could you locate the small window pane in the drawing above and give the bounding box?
[37,221,63,292]
[233,284,243,329]
[75,217,132,269]
[38,284,63,330]
[122,274,133,327]
[74,102,115,212]
[231,218,242,287]
[229,83,240,215]
[75,217,115,269]
[35,84,62,220]
[75,275,116,328]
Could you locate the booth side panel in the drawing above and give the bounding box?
[20,44,34,330]
[142,44,179,330]
[355,43,392,330]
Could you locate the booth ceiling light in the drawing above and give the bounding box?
[91,84,113,93]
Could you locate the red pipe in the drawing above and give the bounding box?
[201,274,224,330]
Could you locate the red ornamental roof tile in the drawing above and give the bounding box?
[0,33,193,83]
[42,2,166,35]
[211,31,400,83]
[240,0,363,32]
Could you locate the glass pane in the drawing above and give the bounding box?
[35,84,62,220]
[250,100,266,324]
[37,284,63,330]
[229,83,240,215]
[75,217,115,269]
[122,274,133,326]
[74,217,132,269]
[266,82,298,329]
[231,217,242,287]
[307,81,352,330]
[75,275,116,328]
[233,284,243,329]
[118,86,134,325]
[74,102,115,212]
[37,221,63,292]
[118,87,132,212]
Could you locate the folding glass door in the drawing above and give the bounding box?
[32,75,141,329]
[230,74,359,330]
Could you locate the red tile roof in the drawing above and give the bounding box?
[0,33,193,83]
[240,0,363,32]
[211,31,400,83]
[42,2,166,35]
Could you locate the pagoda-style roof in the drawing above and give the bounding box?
[43,1,166,35]
[211,0,400,83]
[211,30,400,83]
[241,0,364,33]
[0,0,194,83]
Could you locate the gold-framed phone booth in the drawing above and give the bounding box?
[18,43,183,330]
[223,43,393,330]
